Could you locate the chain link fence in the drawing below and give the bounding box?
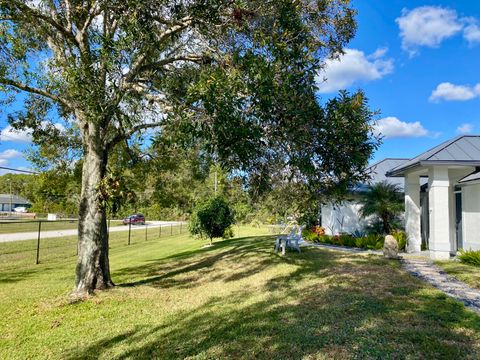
[0,220,186,267]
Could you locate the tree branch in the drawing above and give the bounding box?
[3,0,80,48]
[80,0,102,34]
[0,77,71,109]
[107,121,164,149]
[121,16,194,87]
[138,55,206,73]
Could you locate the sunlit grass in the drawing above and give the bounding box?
[436,260,480,290]
[0,226,479,359]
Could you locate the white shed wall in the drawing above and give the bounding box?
[321,202,367,235]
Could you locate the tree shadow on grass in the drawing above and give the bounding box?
[115,235,293,289]
[0,264,59,284]
[9,232,477,357]
[66,236,480,359]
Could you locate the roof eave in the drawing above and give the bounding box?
[387,160,480,177]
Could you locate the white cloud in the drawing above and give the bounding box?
[373,117,430,139]
[457,123,474,134]
[0,125,32,143]
[429,82,480,102]
[396,6,463,56]
[0,148,24,173]
[464,23,480,45]
[0,149,23,159]
[317,48,394,93]
[41,121,66,132]
[0,122,66,143]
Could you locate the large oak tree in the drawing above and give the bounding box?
[0,0,378,297]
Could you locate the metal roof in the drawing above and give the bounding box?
[387,135,480,176]
[367,158,408,187]
[352,158,407,192]
[0,194,31,204]
[459,169,480,184]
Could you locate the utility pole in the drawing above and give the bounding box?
[8,178,12,213]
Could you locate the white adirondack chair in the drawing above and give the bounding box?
[274,226,304,255]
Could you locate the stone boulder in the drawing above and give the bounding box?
[383,235,399,259]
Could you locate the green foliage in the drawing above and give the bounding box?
[302,228,318,242]
[359,181,404,234]
[391,230,407,251]
[357,234,384,250]
[0,1,377,224]
[0,1,377,291]
[189,197,235,244]
[304,230,384,250]
[0,170,81,217]
[458,250,480,267]
[250,219,262,229]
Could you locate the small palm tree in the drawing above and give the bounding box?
[359,181,404,234]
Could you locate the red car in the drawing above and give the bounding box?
[123,214,145,225]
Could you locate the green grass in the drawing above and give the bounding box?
[1,227,480,359]
[0,220,123,234]
[436,260,480,290]
[0,224,185,267]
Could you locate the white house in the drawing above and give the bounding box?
[322,135,480,260]
[387,135,480,259]
[321,158,407,235]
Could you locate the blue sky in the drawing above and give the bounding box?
[318,0,480,162]
[1,1,480,172]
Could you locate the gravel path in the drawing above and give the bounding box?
[401,258,480,313]
[305,242,480,313]
[305,242,382,255]
[0,221,186,243]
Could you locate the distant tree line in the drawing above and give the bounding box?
[0,141,322,224]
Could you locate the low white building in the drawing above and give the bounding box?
[387,135,480,259]
[0,194,31,212]
[321,158,407,235]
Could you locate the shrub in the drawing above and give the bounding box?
[340,234,356,247]
[250,219,262,228]
[302,228,319,242]
[391,230,407,251]
[356,234,383,250]
[458,250,480,267]
[311,226,326,236]
[189,197,235,245]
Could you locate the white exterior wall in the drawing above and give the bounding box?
[427,167,452,260]
[321,202,367,235]
[405,173,421,253]
[462,183,480,251]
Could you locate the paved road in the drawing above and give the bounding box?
[0,221,186,243]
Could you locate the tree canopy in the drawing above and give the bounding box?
[0,0,379,296]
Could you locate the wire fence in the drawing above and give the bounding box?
[0,220,186,268]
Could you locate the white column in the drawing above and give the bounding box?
[405,173,421,253]
[428,167,451,260]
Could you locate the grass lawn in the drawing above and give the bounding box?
[1,227,480,359]
[0,224,184,267]
[436,260,480,290]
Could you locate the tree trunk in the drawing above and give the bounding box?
[382,214,390,234]
[72,128,113,298]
